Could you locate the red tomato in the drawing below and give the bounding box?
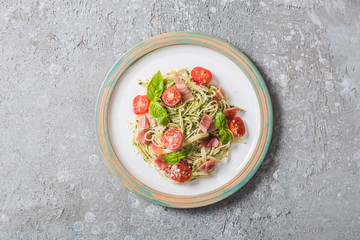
[191,67,212,85]
[229,117,246,137]
[132,95,150,115]
[170,161,192,183]
[162,86,181,107]
[162,128,183,150]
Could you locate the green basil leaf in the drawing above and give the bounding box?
[147,70,164,101]
[162,153,181,165]
[219,129,231,144]
[215,111,227,129]
[162,144,192,164]
[149,101,168,125]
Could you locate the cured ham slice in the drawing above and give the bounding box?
[150,143,164,156]
[207,122,216,133]
[215,87,225,100]
[136,129,151,145]
[200,135,220,148]
[223,107,239,120]
[199,114,214,133]
[154,155,170,170]
[138,115,149,130]
[145,112,156,125]
[198,159,216,173]
[173,76,194,101]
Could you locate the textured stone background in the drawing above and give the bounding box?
[1,0,359,239]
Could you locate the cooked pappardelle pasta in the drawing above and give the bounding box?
[131,67,246,183]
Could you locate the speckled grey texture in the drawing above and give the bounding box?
[0,0,359,239]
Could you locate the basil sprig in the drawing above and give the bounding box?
[162,145,192,165]
[215,111,231,144]
[146,71,168,125]
[149,101,168,125]
[215,111,227,129]
[147,71,164,101]
[219,129,231,144]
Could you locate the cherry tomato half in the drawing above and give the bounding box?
[132,95,151,115]
[191,67,212,85]
[162,128,183,150]
[229,117,246,137]
[162,86,181,107]
[170,161,192,183]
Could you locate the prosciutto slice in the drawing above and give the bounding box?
[173,76,194,101]
[138,115,149,130]
[136,129,151,145]
[215,87,226,100]
[223,107,239,120]
[145,112,156,125]
[150,143,164,156]
[208,122,216,133]
[199,114,214,133]
[200,135,220,148]
[154,155,170,170]
[198,159,216,173]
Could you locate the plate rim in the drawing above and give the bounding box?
[95,31,273,208]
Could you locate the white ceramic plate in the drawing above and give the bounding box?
[96,32,272,208]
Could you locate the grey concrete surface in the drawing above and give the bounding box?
[1,0,359,239]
